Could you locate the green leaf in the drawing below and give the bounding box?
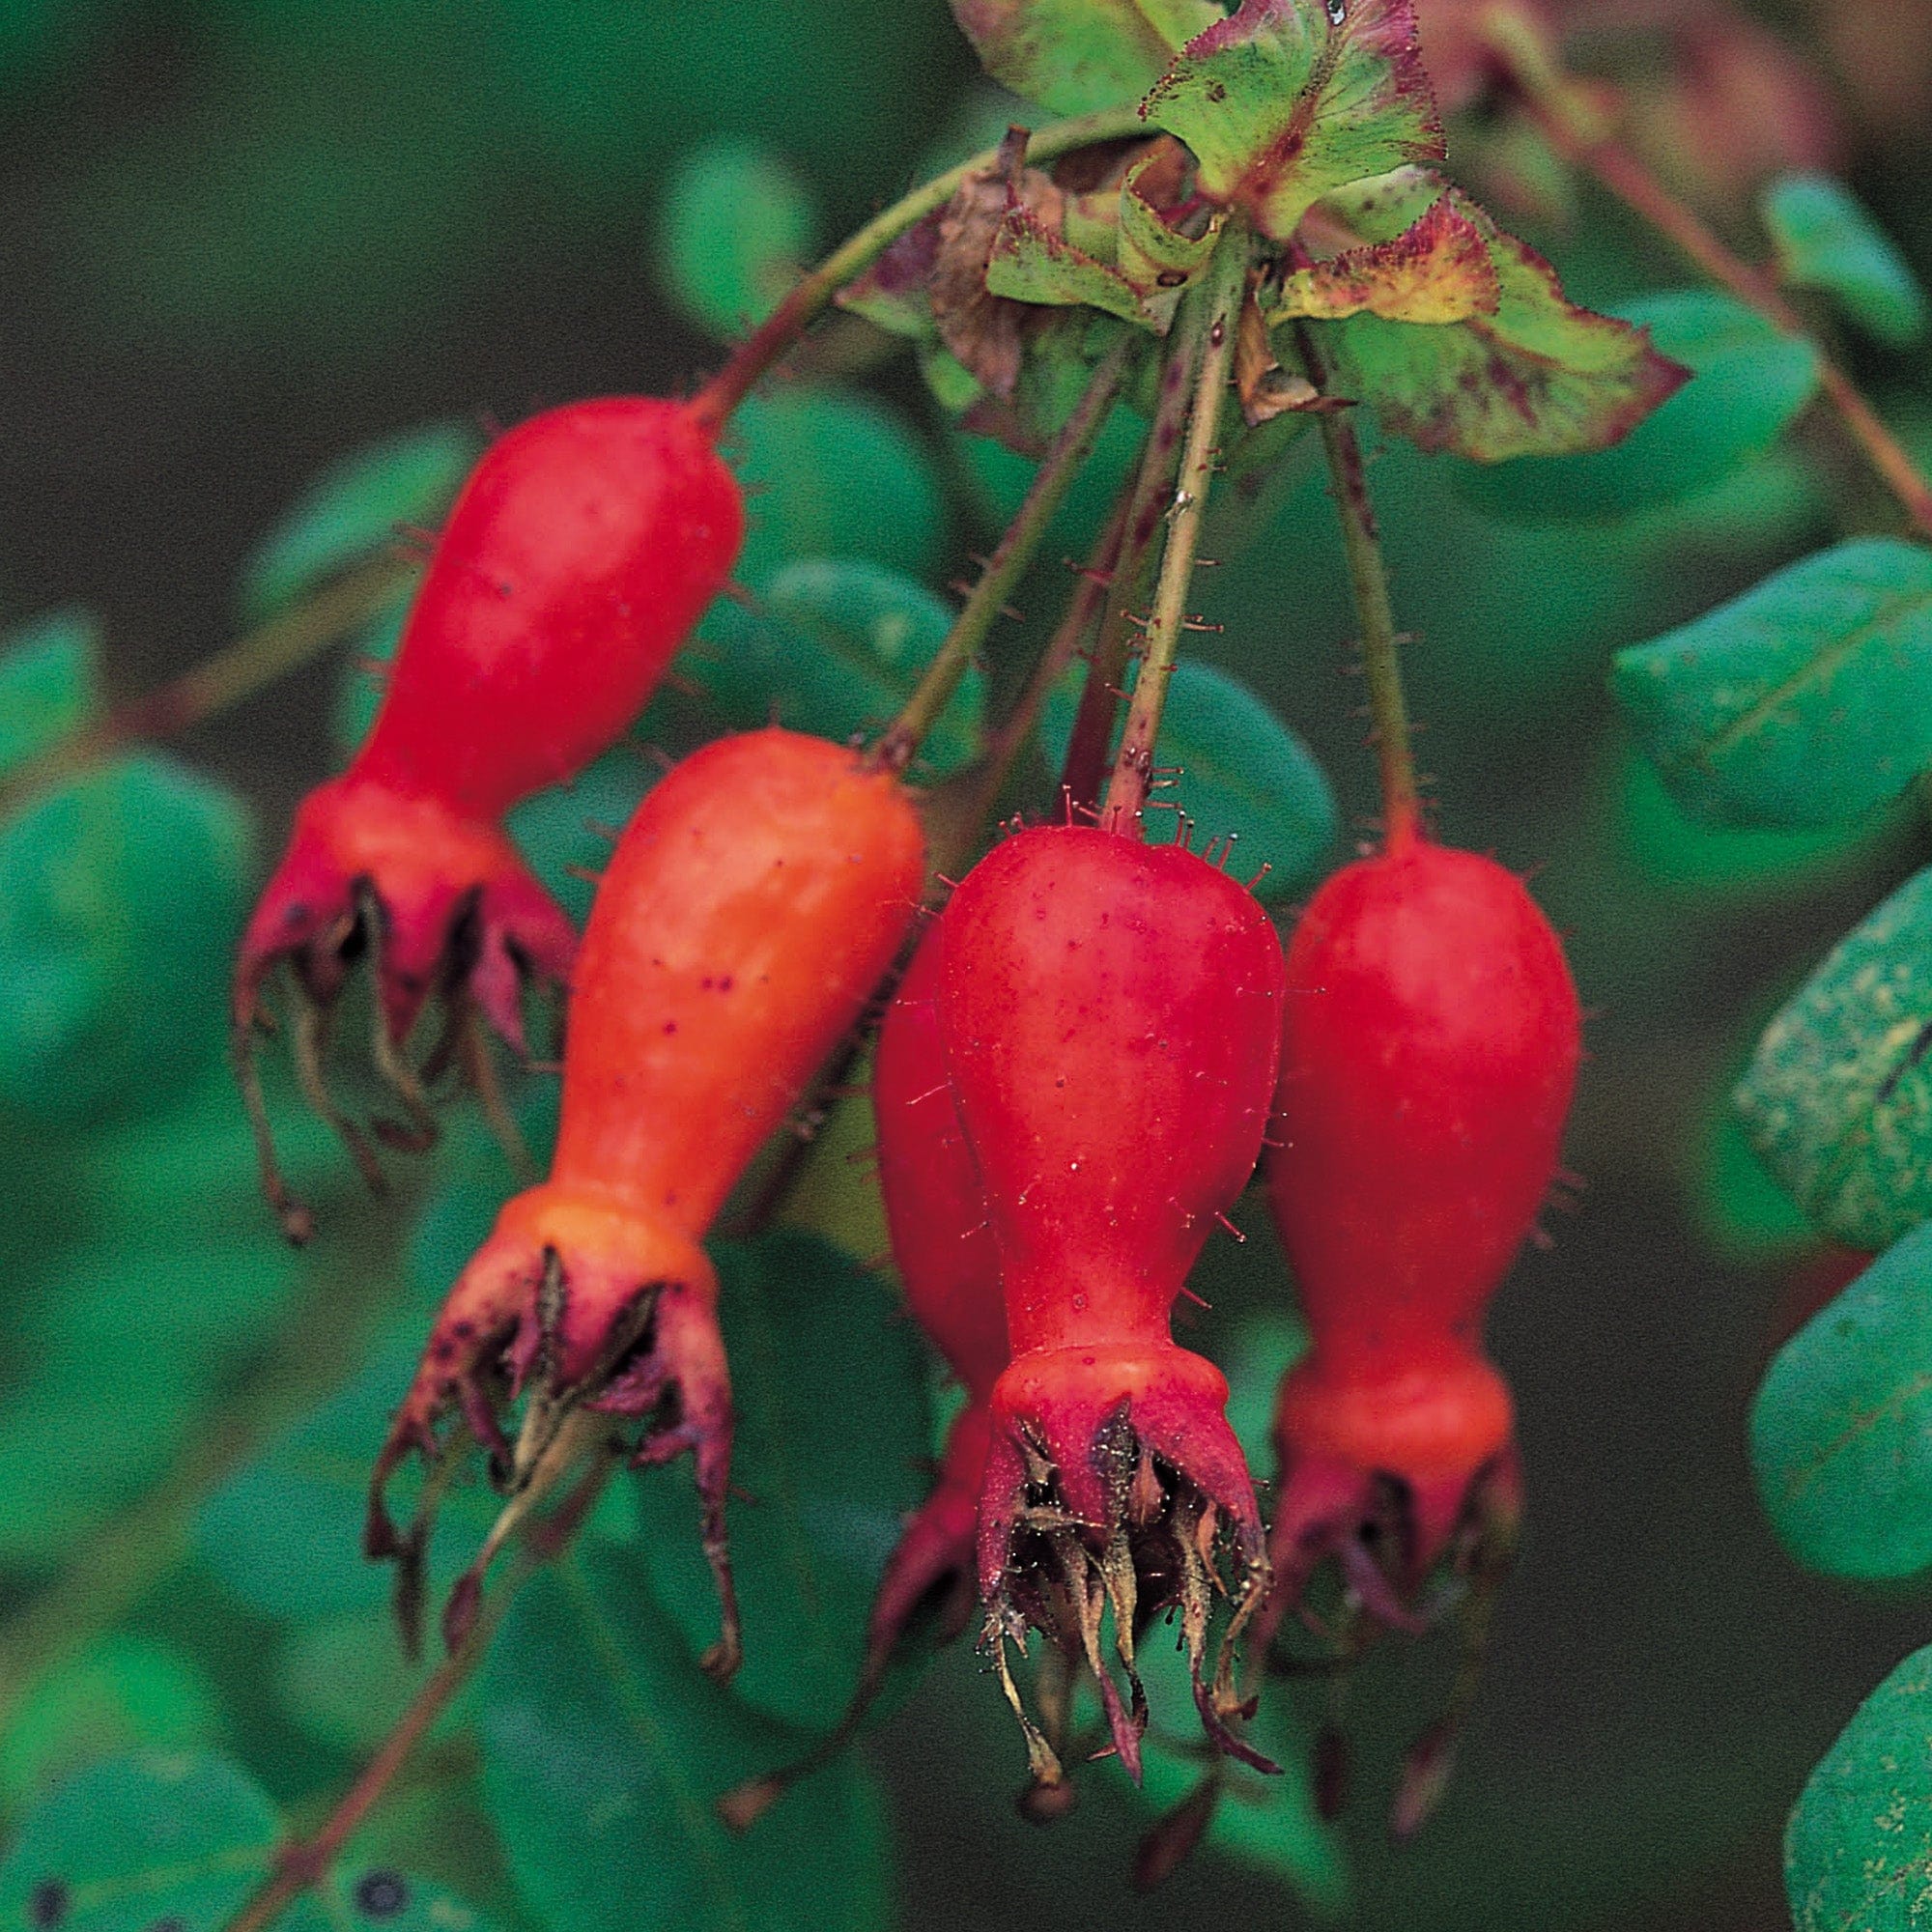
[1039,661,1338,899]
[1736,864,1932,1251]
[240,421,479,623]
[1304,174,1689,464]
[1451,290,1818,517]
[948,0,1221,114]
[1611,539,1932,830]
[328,592,410,759]
[0,1750,500,1932]
[0,1639,221,1808]
[1143,0,1444,243]
[691,559,980,778]
[275,1610,456,1756]
[1751,1223,1932,1579]
[657,139,820,342]
[1786,1642,1932,1931]
[1764,172,1928,350]
[631,1230,933,1734]
[0,611,99,780]
[984,209,1151,327]
[505,750,655,928]
[480,1542,893,1932]
[0,753,255,1123]
[728,388,946,589]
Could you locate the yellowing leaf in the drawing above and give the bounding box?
[1269,191,1497,322]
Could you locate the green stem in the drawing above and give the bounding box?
[690,105,1146,432]
[1099,227,1251,834]
[1299,327,1421,856]
[1484,6,1932,544]
[875,337,1131,774]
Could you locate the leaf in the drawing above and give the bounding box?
[1142,0,1444,244]
[1736,864,1932,1251]
[691,559,981,778]
[1269,192,1497,323]
[1304,173,1690,464]
[1786,1642,1932,1931]
[239,421,479,623]
[0,1639,221,1808]
[504,750,656,928]
[985,206,1151,327]
[726,388,946,589]
[0,611,99,780]
[0,1751,500,1932]
[1450,289,1816,515]
[1750,1224,1932,1580]
[948,0,1222,114]
[328,593,411,759]
[1611,538,1932,830]
[0,753,255,1124]
[479,1543,892,1932]
[1039,660,1339,898]
[274,1610,457,1756]
[657,138,820,341]
[1764,172,1928,350]
[630,1230,933,1734]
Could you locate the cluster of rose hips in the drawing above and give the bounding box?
[232,384,1579,1853]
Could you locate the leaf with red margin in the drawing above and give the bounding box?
[949,0,1224,115]
[1270,192,1498,322]
[1143,0,1444,243]
[1301,169,1690,460]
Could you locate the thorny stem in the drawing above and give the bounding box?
[690,105,1146,432]
[0,553,412,824]
[1299,327,1423,856]
[221,1446,620,1932]
[1100,225,1251,833]
[875,340,1131,775]
[1483,7,1932,544]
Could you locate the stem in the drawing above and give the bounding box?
[1099,227,1251,834]
[1301,327,1422,856]
[0,553,412,824]
[874,338,1131,774]
[1484,9,1932,543]
[690,105,1145,432]
[221,1448,619,1932]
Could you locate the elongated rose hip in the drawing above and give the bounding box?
[368,726,923,1675]
[934,823,1283,1791]
[235,396,743,1236]
[1263,836,1580,1831]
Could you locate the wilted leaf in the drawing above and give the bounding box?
[1304,172,1689,463]
[480,1543,892,1932]
[0,611,98,780]
[949,0,1221,114]
[1737,865,1932,1250]
[658,139,820,341]
[0,753,254,1125]
[1612,538,1932,830]
[1786,1643,1932,1931]
[692,558,981,778]
[1143,0,1443,243]
[1764,172,1928,350]
[630,1230,932,1734]
[932,136,1039,397]
[1451,289,1815,513]
[1040,660,1339,898]
[239,421,479,624]
[1270,191,1497,323]
[1751,1223,1932,1579]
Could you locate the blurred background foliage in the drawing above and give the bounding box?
[2,1,1931,1928]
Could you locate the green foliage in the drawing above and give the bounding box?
[480,1542,892,1932]
[1751,1224,1932,1579]
[954,398,1145,564]
[728,389,946,589]
[948,0,1217,114]
[1763,173,1928,351]
[1786,1643,1932,1931]
[0,611,97,775]
[240,421,479,623]
[0,1752,495,1932]
[658,140,820,342]
[632,1231,933,1733]
[1736,866,1932,1251]
[1612,538,1932,830]
[1452,292,1820,522]
[1039,660,1338,899]
[692,559,981,776]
